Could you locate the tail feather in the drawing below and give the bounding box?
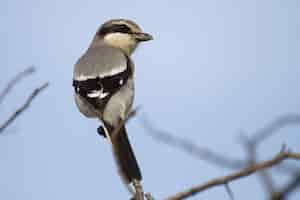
[105,124,142,183]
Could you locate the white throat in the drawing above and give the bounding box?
[103,33,137,55]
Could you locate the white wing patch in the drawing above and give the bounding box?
[99,92,109,99]
[87,90,102,98]
[87,89,109,99]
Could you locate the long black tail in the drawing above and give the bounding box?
[105,124,142,183]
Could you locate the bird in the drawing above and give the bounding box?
[72,19,153,188]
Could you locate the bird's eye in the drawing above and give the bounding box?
[98,24,132,35]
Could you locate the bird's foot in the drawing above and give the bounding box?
[97,126,107,138]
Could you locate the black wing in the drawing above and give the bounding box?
[73,63,132,108]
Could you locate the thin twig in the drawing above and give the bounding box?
[166,151,300,200]
[0,82,49,133]
[224,183,234,200]
[271,172,300,200]
[0,66,35,104]
[145,193,155,200]
[242,136,277,195]
[140,115,245,168]
[141,115,299,174]
[249,114,300,145]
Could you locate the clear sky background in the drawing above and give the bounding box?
[0,0,300,199]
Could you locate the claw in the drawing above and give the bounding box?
[97,126,107,138]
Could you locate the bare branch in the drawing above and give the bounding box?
[166,151,300,200]
[0,66,35,104]
[242,136,277,195]
[140,115,246,169]
[140,114,300,199]
[141,115,299,174]
[0,82,49,133]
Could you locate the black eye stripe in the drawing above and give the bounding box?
[98,24,132,35]
[114,24,132,33]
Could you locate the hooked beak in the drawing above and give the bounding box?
[134,32,153,42]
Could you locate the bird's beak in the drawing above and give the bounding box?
[134,32,153,42]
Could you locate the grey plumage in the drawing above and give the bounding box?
[74,42,133,120]
[72,19,152,186]
[74,44,128,81]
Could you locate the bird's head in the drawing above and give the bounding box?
[93,19,153,55]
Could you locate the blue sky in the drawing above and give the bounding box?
[0,0,300,199]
